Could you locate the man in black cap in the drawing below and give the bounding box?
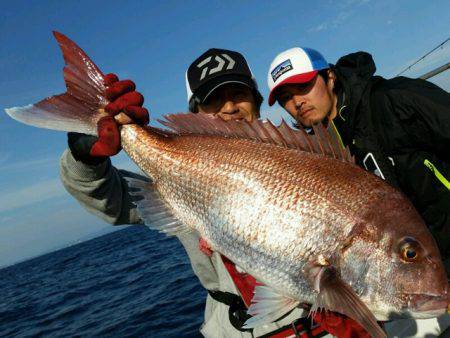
[186,48,263,122]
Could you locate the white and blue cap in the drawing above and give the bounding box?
[267,47,329,106]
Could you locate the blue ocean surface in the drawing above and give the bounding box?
[0,225,206,337]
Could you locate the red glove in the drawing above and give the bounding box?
[312,311,371,338]
[90,73,149,157]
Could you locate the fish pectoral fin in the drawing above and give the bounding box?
[243,285,300,329]
[308,264,386,338]
[125,177,189,236]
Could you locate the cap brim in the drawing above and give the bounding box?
[194,74,256,104]
[203,80,253,103]
[268,70,318,106]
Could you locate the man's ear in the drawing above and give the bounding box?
[327,69,336,91]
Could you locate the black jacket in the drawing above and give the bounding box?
[332,52,450,259]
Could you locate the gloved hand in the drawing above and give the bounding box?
[68,73,149,164]
[312,311,372,338]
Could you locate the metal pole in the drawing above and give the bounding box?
[419,63,450,80]
[397,38,449,76]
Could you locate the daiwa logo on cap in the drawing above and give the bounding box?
[196,54,236,81]
[271,59,293,82]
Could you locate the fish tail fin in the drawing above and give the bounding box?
[5,31,109,135]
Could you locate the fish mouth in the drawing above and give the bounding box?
[408,293,449,314]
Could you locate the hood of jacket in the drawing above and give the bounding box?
[333,52,377,144]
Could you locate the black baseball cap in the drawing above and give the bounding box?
[186,48,258,111]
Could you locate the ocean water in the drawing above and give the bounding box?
[0,225,206,337]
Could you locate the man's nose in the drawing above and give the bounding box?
[293,95,305,110]
[220,100,239,115]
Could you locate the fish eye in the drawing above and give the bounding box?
[399,238,421,263]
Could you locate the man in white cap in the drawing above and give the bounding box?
[267,47,450,337]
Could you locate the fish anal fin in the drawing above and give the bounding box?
[308,263,386,338]
[125,176,188,236]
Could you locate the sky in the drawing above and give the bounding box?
[0,0,449,267]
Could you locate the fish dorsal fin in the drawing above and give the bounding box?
[158,113,353,163]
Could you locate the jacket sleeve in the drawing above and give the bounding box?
[389,78,450,161]
[60,149,144,225]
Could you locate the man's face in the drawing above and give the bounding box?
[197,83,259,122]
[276,72,336,127]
